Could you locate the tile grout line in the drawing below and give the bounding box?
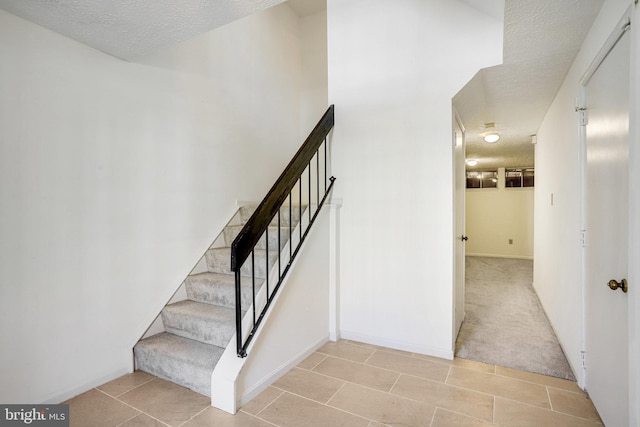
[249,388,285,418]
[444,365,452,384]
[492,370,581,392]
[497,394,605,423]
[362,349,377,365]
[111,376,158,399]
[492,395,496,425]
[546,386,554,412]
[279,390,374,425]
[307,353,328,370]
[93,387,170,427]
[312,356,500,404]
[176,404,210,427]
[428,406,438,427]
[324,381,347,405]
[114,413,142,427]
[388,373,402,393]
[433,405,495,425]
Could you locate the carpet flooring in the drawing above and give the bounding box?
[455,256,576,381]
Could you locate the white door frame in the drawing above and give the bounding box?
[627,3,640,424]
[452,107,467,345]
[578,5,639,424]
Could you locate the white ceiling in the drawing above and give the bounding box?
[0,0,289,60]
[455,0,603,170]
[0,0,603,171]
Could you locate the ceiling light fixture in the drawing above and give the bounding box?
[484,133,500,143]
[466,159,478,166]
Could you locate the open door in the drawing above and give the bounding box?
[453,110,466,341]
[581,18,630,427]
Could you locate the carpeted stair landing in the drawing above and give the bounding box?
[134,206,300,396]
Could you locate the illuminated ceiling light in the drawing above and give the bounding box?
[466,159,478,166]
[484,133,500,143]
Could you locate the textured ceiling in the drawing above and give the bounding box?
[455,0,604,170]
[0,0,289,60]
[1,0,603,169]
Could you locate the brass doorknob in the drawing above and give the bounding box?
[608,278,628,293]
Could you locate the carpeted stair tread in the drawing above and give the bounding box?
[205,247,278,278]
[185,272,262,310]
[134,332,223,396]
[162,300,236,347]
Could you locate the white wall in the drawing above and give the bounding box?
[466,183,534,259]
[300,10,329,136]
[327,0,503,357]
[534,0,634,388]
[0,3,318,404]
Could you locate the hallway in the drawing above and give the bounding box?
[64,340,601,426]
[456,257,574,380]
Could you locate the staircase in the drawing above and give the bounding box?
[133,205,301,396]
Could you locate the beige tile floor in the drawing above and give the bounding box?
[65,340,603,427]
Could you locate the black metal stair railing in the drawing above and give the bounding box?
[230,105,335,357]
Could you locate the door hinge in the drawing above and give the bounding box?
[581,351,587,369]
[580,230,587,247]
[576,107,588,125]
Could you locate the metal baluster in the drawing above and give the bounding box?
[324,139,327,192]
[316,150,320,216]
[277,210,281,278]
[289,193,292,260]
[251,251,256,327]
[308,163,312,223]
[265,228,269,298]
[235,269,243,356]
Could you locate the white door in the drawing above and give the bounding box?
[583,25,630,427]
[453,112,466,340]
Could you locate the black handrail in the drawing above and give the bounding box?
[231,105,335,357]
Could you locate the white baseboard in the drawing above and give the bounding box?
[466,253,533,260]
[340,330,454,360]
[39,367,132,404]
[238,335,329,407]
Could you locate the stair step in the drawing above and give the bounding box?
[224,225,291,251]
[185,272,262,310]
[161,300,235,347]
[205,247,278,278]
[239,205,305,227]
[134,332,223,397]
